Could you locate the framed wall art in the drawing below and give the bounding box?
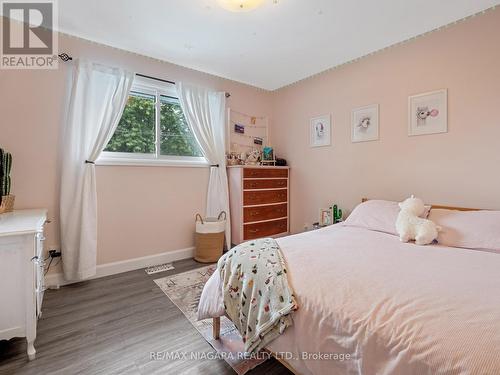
[310,114,331,147]
[352,104,379,142]
[408,89,447,136]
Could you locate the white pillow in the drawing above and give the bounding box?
[343,199,430,235]
[429,209,500,251]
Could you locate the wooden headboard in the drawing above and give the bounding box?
[361,198,482,211]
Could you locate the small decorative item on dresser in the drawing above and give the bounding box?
[244,149,261,165]
[0,148,15,214]
[275,158,287,166]
[319,208,333,226]
[332,204,343,223]
[226,152,241,166]
[261,146,275,166]
[262,146,274,160]
[194,212,227,263]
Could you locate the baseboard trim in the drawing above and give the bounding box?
[45,246,195,288]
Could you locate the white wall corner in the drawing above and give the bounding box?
[44,246,195,288]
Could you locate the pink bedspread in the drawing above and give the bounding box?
[198,225,500,375]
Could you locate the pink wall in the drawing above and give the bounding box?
[0,23,272,271]
[270,9,500,234]
[2,8,500,272]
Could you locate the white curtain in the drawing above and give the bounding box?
[60,60,134,280]
[176,82,231,248]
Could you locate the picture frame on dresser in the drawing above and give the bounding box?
[319,208,333,226]
[227,166,290,246]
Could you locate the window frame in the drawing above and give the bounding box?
[97,76,207,168]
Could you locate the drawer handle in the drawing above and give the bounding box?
[250,209,285,217]
[252,182,285,188]
[31,256,44,266]
[249,229,260,234]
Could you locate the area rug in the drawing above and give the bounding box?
[154,265,266,374]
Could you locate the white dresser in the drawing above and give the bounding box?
[0,209,47,360]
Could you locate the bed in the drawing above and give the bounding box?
[199,199,500,375]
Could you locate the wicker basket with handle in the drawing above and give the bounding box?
[0,195,15,214]
[194,211,226,263]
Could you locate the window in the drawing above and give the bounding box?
[99,77,205,166]
[105,91,156,155]
[159,95,202,157]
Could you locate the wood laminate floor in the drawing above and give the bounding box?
[0,259,292,375]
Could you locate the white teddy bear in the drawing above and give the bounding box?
[396,196,441,245]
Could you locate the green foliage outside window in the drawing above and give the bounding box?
[160,97,203,157]
[105,91,202,157]
[105,93,155,154]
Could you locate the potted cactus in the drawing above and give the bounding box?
[332,204,343,224]
[0,148,14,213]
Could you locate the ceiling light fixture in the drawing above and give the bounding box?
[216,0,266,12]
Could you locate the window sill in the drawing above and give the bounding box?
[96,157,209,168]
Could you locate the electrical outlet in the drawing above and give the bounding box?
[48,249,61,258]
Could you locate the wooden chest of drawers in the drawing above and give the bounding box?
[228,166,290,245]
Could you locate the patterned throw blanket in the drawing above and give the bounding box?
[218,238,298,354]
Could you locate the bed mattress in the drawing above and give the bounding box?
[199,225,500,374]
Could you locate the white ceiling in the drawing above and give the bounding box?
[54,0,500,90]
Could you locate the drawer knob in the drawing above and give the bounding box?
[31,256,44,266]
[249,229,260,233]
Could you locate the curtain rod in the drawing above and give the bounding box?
[58,53,231,98]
